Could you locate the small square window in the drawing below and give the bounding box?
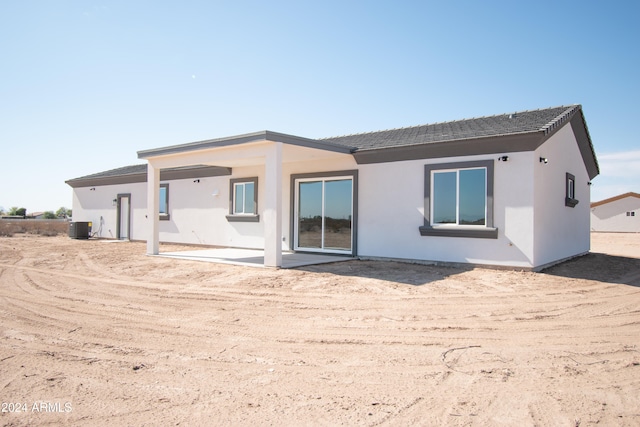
[227,177,259,222]
[233,182,255,214]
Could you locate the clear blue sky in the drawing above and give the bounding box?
[1,1,638,213]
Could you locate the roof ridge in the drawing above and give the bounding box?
[539,105,581,134]
[321,105,576,140]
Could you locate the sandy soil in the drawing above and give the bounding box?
[0,233,639,426]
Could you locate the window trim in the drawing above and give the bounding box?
[565,173,579,208]
[159,183,170,221]
[226,177,259,222]
[419,160,497,239]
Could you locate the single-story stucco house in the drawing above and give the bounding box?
[591,192,640,232]
[66,104,599,270]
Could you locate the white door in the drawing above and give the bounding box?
[117,194,130,240]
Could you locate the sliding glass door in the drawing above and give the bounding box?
[295,177,353,254]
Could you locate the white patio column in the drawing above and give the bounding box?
[263,142,283,267]
[147,162,160,255]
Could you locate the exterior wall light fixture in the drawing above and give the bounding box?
[498,156,509,161]
[112,199,117,206]
[539,157,548,164]
[193,179,200,183]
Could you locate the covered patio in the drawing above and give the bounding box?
[157,248,353,269]
[137,131,356,268]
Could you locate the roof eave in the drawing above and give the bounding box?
[568,108,599,180]
[66,165,232,188]
[591,192,640,208]
[137,130,355,159]
[352,132,546,164]
[65,173,147,188]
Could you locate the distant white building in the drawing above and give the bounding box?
[591,192,640,232]
[67,105,599,270]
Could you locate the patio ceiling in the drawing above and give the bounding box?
[141,139,354,169]
[139,134,355,268]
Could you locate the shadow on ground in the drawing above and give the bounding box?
[296,259,473,286]
[297,253,640,288]
[543,252,640,287]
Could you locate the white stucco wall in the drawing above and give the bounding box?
[591,196,640,232]
[356,152,537,268]
[71,172,264,247]
[71,182,147,240]
[533,124,591,267]
[163,166,265,248]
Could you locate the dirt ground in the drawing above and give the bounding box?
[0,233,639,426]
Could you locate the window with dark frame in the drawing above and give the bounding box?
[565,173,579,208]
[159,183,170,220]
[227,177,259,222]
[419,160,497,239]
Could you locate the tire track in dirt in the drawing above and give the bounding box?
[2,235,640,426]
[3,258,633,358]
[1,260,494,349]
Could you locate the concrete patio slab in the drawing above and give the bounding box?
[157,248,352,268]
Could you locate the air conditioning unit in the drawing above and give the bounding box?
[68,222,92,239]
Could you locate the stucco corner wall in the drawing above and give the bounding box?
[533,125,592,267]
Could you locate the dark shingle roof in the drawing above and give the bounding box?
[70,164,148,181]
[66,164,231,188]
[321,105,579,150]
[68,104,598,186]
